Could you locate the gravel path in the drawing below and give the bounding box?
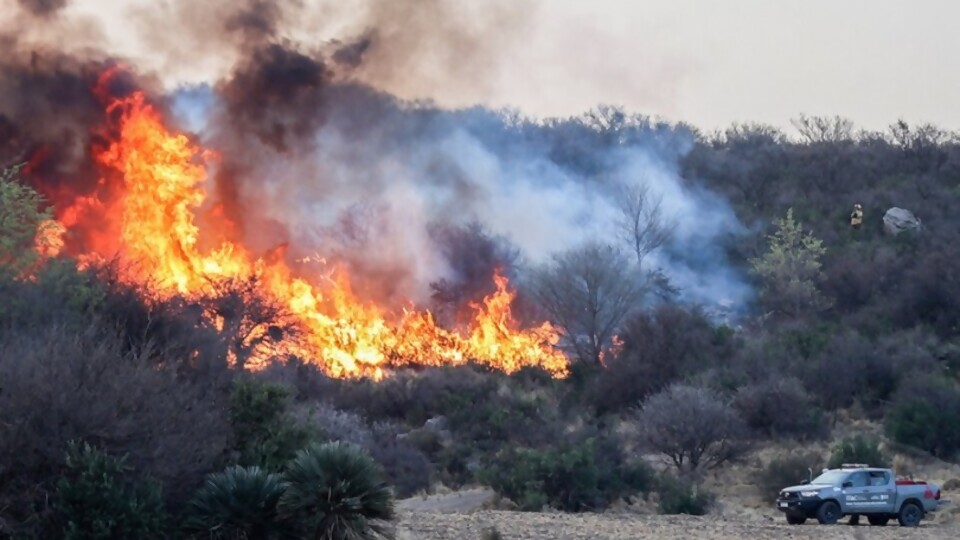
[397,510,959,540]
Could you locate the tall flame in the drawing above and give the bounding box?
[52,81,567,379]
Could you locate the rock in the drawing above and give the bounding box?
[883,207,922,236]
[944,478,960,491]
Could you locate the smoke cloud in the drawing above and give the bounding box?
[16,0,69,17]
[1,0,752,318]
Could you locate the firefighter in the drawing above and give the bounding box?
[850,203,863,229]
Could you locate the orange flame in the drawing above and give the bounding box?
[53,82,567,379]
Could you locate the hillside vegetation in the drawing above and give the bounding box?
[2,115,960,538]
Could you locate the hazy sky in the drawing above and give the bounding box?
[490,0,960,132]
[13,0,960,133]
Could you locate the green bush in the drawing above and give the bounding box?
[230,379,313,471]
[183,465,293,539]
[53,442,168,540]
[280,442,395,540]
[886,375,960,458]
[656,473,714,515]
[758,452,821,499]
[827,434,888,468]
[479,437,652,512]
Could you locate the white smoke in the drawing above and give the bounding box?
[173,85,752,313]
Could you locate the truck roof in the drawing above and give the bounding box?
[824,464,891,473]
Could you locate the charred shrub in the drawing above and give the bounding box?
[827,434,888,469]
[53,442,168,540]
[733,377,828,441]
[886,374,960,458]
[758,451,823,499]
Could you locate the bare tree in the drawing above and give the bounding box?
[637,384,748,471]
[528,242,646,365]
[791,114,854,144]
[614,182,676,268]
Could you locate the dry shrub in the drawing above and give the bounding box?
[0,321,231,528]
[637,384,749,471]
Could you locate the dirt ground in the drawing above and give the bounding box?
[397,509,959,540]
[396,420,960,540]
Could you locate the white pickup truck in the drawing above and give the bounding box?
[775,464,947,527]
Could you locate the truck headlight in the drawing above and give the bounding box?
[800,491,820,498]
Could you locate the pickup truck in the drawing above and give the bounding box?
[775,464,946,527]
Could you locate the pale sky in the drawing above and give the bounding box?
[491,0,960,132]
[13,0,960,133]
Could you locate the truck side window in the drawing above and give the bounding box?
[848,471,869,488]
[869,471,889,486]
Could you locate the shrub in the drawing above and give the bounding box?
[296,404,433,497]
[0,323,229,529]
[367,430,434,498]
[54,442,168,540]
[324,366,500,426]
[280,442,395,540]
[0,164,59,276]
[0,260,104,331]
[656,474,714,515]
[827,434,888,468]
[886,374,960,458]
[732,377,828,440]
[637,384,749,471]
[802,330,871,410]
[481,526,504,540]
[586,305,726,415]
[183,465,293,539]
[231,379,313,471]
[758,452,822,499]
[479,437,652,512]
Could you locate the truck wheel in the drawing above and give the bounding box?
[868,515,890,526]
[816,501,841,525]
[897,502,923,527]
[786,514,806,525]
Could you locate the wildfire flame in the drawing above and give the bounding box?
[44,74,568,379]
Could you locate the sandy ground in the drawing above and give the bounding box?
[396,509,959,540]
[396,420,960,539]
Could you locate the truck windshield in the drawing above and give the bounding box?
[810,471,849,486]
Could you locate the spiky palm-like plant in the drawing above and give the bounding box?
[279,442,396,540]
[183,465,293,540]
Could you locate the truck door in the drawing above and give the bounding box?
[864,471,896,513]
[842,471,871,512]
